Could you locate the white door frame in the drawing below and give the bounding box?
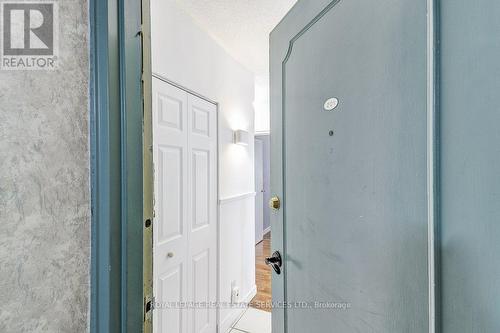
[152,72,221,333]
[254,138,264,244]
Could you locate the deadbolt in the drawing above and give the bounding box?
[269,196,281,210]
[167,252,174,258]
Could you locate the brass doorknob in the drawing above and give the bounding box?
[269,196,281,210]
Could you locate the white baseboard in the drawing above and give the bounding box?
[243,284,258,303]
[220,285,257,333]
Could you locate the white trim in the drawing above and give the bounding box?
[152,73,217,105]
[243,284,258,303]
[263,226,271,236]
[219,192,256,205]
[216,102,221,333]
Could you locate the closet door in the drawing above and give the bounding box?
[186,94,217,333]
[153,78,189,333]
[153,77,217,333]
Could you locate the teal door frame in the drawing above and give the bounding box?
[89,0,145,332]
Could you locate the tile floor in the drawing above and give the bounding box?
[229,307,271,333]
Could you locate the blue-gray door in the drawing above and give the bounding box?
[270,0,429,332]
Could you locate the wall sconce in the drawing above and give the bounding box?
[233,130,249,146]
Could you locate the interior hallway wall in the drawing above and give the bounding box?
[151,1,256,332]
[0,1,90,331]
[254,75,271,134]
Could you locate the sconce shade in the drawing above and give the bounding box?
[233,130,249,146]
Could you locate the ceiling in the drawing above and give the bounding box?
[174,0,297,77]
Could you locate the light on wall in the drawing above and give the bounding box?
[233,130,249,146]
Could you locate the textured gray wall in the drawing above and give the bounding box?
[0,0,90,332]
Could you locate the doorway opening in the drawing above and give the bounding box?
[146,1,296,332]
[251,134,272,314]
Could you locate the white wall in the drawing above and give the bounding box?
[151,1,256,331]
[254,75,271,134]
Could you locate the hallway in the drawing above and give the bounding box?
[232,232,272,333]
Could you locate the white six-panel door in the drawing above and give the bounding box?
[153,78,217,333]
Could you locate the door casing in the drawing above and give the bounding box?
[89,0,148,331]
[255,138,265,244]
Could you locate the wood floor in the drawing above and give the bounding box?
[250,232,272,312]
